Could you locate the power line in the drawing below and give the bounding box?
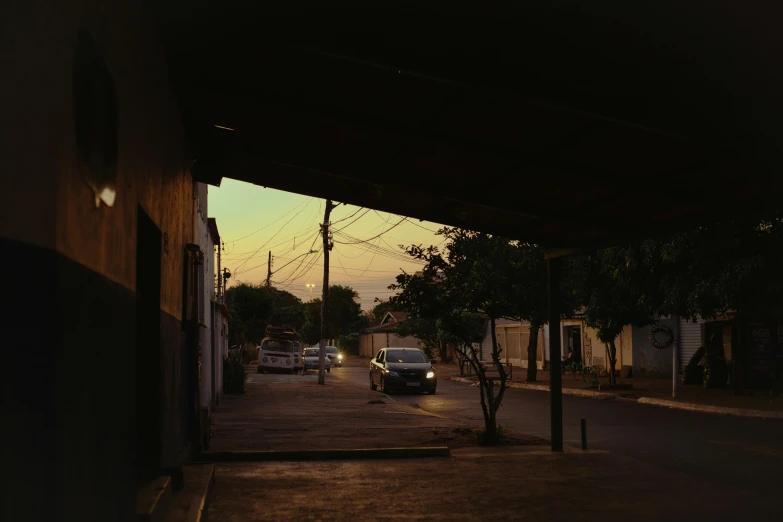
[332,232,413,263]
[332,208,372,232]
[222,201,322,258]
[333,249,358,279]
[274,233,322,284]
[223,197,312,243]
[276,247,322,286]
[233,201,315,274]
[222,226,320,262]
[268,255,404,273]
[353,236,381,279]
[402,217,439,233]
[332,217,407,245]
[330,206,365,225]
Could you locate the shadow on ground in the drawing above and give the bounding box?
[208,446,774,522]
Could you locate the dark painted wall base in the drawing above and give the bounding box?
[2,237,189,522]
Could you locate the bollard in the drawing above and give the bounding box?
[581,418,587,450]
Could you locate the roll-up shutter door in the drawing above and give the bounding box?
[679,318,704,368]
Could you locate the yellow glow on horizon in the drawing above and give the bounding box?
[208,180,445,309]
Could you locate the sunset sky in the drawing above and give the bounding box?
[208,179,446,310]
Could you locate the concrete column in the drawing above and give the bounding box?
[548,257,563,452]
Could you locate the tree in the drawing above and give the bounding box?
[513,243,575,382]
[352,313,371,332]
[566,212,783,386]
[328,285,365,337]
[438,312,488,376]
[300,321,320,346]
[226,283,274,347]
[392,228,529,445]
[397,316,446,361]
[566,247,657,386]
[302,285,365,342]
[226,283,306,347]
[643,214,783,319]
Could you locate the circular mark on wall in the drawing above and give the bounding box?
[73,28,118,207]
[649,324,675,350]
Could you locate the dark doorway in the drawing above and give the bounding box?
[136,207,162,481]
[566,325,582,364]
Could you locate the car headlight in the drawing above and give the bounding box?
[337,354,343,360]
[385,370,399,377]
[426,371,435,379]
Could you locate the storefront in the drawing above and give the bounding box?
[705,316,783,395]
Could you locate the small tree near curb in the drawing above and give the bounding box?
[391,228,527,445]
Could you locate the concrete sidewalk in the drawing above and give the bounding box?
[206,369,544,456]
[429,361,783,419]
[207,445,774,522]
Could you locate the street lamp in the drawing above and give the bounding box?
[306,283,315,299]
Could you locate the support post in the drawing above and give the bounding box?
[547,257,563,452]
[581,418,587,450]
[673,316,680,398]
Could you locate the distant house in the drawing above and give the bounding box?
[473,311,702,378]
[359,311,421,358]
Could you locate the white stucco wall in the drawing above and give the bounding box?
[196,183,215,412]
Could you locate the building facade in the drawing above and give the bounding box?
[195,184,228,444]
[3,3,200,520]
[479,316,693,378]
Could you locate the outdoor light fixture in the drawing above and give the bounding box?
[74,29,118,208]
[98,186,116,207]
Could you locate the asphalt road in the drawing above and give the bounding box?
[333,364,783,497]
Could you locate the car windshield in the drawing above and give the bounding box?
[326,346,338,354]
[304,349,319,357]
[262,340,294,353]
[386,350,429,363]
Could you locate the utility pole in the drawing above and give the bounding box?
[265,251,272,288]
[306,283,315,299]
[318,199,335,385]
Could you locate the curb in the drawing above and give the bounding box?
[187,464,215,522]
[636,397,783,420]
[137,476,172,522]
[449,376,783,419]
[199,446,451,462]
[449,376,611,399]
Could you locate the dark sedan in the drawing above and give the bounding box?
[370,347,437,395]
